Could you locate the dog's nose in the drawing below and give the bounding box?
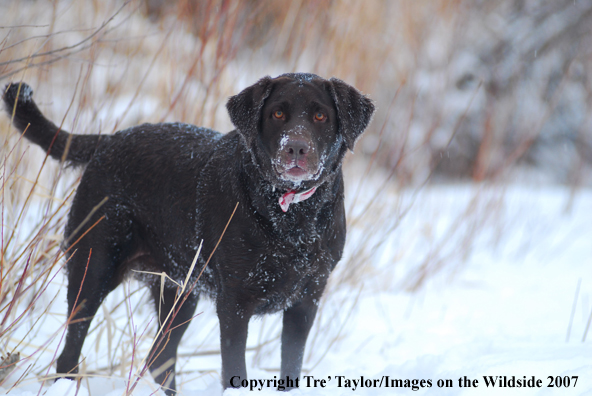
[283,138,310,160]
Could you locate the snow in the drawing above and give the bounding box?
[2,182,590,395]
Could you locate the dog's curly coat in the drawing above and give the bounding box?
[2,73,374,394]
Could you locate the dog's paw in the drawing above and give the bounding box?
[3,82,34,109]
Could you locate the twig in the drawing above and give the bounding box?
[566,278,581,342]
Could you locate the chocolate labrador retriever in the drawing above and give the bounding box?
[2,73,374,394]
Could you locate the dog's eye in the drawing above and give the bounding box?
[314,112,326,122]
[273,110,284,119]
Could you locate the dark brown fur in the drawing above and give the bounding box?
[2,74,374,394]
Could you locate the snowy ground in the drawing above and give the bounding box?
[1,183,591,396]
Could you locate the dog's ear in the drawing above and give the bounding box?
[226,76,273,147]
[328,77,375,151]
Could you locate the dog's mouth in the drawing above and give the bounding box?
[275,163,322,183]
[285,166,307,178]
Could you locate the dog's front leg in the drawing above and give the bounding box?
[280,292,321,388]
[217,294,253,389]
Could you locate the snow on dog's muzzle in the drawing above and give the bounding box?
[279,187,317,212]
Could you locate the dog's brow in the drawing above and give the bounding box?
[309,100,331,110]
[267,100,290,109]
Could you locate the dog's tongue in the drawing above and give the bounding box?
[279,187,317,212]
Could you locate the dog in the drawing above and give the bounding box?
[2,73,374,394]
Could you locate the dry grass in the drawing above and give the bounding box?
[0,0,570,393]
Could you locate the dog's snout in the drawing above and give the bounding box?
[277,131,320,181]
[283,138,310,159]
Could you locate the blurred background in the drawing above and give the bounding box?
[1,1,591,394]
[3,0,592,185]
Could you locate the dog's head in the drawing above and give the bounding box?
[227,73,374,190]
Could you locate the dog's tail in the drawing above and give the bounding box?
[2,82,105,166]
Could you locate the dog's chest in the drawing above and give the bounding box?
[246,242,328,314]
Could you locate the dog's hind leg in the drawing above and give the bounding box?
[148,284,198,395]
[56,240,125,378]
[56,199,136,380]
